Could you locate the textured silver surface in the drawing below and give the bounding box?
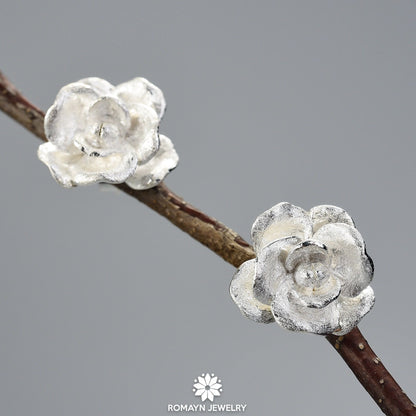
[230,202,375,335]
[2,3,415,414]
[38,77,178,189]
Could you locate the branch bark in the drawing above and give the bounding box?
[0,71,45,141]
[1,70,415,416]
[327,329,415,416]
[116,183,255,268]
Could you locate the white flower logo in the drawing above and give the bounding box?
[193,373,223,402]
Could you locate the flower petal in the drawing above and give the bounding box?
[294,274,341,309]
[285,240,328,273]
[77,77,115,96]
[38,142,137,187]
[251,202,313,252]
[125,135,178,190]
[115,77,166,120]
[272,277,340,334]
[211,389,221,397]
[201,391,208,402]
[310,205,355,233]
[209,376,217,386]
[195,389,205,397]
[193,383,205,390]
[313,223,374,297]
[335,286,375,335]
[44,83,99,149]
[198,376,205,385]
[73,96,132,157]
[126,103,160,164]
[254,237,300,304]
[207,391,214,402]
[87,96,130,131]
[284,241,342,308]
[210,383,222,390]
[230,259,274,323]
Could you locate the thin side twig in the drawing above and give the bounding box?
[1,70,415,416]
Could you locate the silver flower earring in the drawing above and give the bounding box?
[38,77,178,189]
[230,202,375,335]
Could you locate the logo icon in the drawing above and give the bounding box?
[193,373,223,402]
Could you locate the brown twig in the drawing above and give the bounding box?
[327,329,415,416]
[1,70,414,416]
[0,71,45,141]
[116,182,256,268]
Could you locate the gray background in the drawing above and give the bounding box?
[1,1,415,415]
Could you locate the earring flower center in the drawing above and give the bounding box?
[294,262,329,289]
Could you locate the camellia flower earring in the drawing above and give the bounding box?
[1,69,415,415]
[230,202,375,335]
[37,77,178,189]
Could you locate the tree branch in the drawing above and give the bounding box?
[327,329,415,415]
[0,71,45,141]
[116,182,256,268]
[1,70,414,416]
